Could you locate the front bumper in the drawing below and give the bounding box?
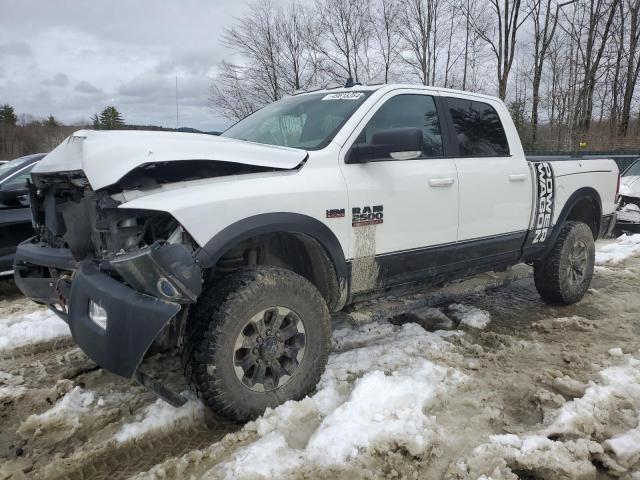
[67,261,180,377]
[13,239,182,379]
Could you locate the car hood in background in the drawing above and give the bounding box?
[32,130,308,190]
[620,175,640,198]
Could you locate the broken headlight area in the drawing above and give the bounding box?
[28,171,202,303]
[109,241,202,303]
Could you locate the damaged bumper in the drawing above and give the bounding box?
[67,261,180,377]
[13,238,200,380]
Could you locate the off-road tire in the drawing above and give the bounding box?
[183,266,331,422]
[533,221,595,305]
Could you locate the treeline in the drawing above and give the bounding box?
[210,0,640,152]
[0,105,77,159]
[0,105,211,159]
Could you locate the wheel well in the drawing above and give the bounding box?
[212,232,344,311]
[565,195,601,238]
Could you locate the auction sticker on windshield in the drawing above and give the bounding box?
[322,92,365,100]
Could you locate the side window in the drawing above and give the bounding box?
[446,98,510,157]
[354,94,443,160]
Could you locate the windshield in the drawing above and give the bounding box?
[623,159,640,177]
[221,91,372,150]
[0,155,37,181]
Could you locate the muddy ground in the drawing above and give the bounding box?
[0,241,639,480]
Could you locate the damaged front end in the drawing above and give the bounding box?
[13,170,202,406]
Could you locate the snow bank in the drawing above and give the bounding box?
[115,392,205,443]
[596,234,640,265]
[0,370,27,401]
[454,354,640,478]
[449,303,491,329]
[213,323,465,479]
[19,386,95,435]
[0,309,69,351]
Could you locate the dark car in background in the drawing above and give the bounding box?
[0,153,46,272]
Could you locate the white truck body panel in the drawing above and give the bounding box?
[121,144,351,255]
[118,85,618,265]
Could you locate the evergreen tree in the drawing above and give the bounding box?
[97,106,125,130]
[46,115,58,128]
[91,113,100,130]
[0,104,17,125]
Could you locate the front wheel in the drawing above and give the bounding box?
[533,221,595,305]
[183,266,331,422]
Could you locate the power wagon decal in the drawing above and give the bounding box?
[532,162,555,244]
[352,205,384,227]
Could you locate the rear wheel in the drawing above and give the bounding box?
[183,266,331,422]
[533,221,595,305]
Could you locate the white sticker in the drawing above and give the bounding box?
[322,92,364,100]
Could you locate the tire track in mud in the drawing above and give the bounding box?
[0,333,240,480]
[42,419,236,480]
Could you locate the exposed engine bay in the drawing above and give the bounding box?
[17,170,203,307]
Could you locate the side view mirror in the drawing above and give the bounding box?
[0,184,29,205]
[346,127,424,163]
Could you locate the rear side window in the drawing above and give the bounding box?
[446,97,510,157]
[358,94,444,159]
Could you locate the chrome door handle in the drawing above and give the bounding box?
[509,174,528,182]
[428,178,455,187]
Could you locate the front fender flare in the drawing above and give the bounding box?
[194,212,349,285]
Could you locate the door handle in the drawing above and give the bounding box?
[509,174,528,182]
[428,178,455,187]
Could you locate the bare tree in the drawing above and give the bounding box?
[276,3,319,92]
[313,0,373,82]
[399,0,438,85]
[528,0,574,144]
[569,0,619,135]
[209,62,263,121]
[620,0,640,136]
[221,1,283,103]
[371,0,402,82]
[471,0,530,99]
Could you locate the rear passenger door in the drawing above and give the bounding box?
[443,96,531,263]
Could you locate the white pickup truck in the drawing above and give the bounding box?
[14,84,619,420]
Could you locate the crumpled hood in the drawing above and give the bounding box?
[32,130,308,190]
[620,175,640,198]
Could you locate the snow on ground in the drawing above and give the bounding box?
[451,354,640,479]
[596,233,640,265]
[210,323,466,479]
[448,303,491,329]
[18,386,95,436]
[0,369,27,401]
[0,309,69,351]
[115,392,205,443]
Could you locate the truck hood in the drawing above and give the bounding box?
[32,130,308,190]
[620,175,640,198]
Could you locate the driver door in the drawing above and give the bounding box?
[339,90,459,292]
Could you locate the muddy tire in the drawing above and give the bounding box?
[183,266,331,422]
[533,221,595,305]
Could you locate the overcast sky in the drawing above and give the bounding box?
[0,0,282,132]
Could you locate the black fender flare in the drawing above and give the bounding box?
[542,187,602,257]
[194,212,349,285]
